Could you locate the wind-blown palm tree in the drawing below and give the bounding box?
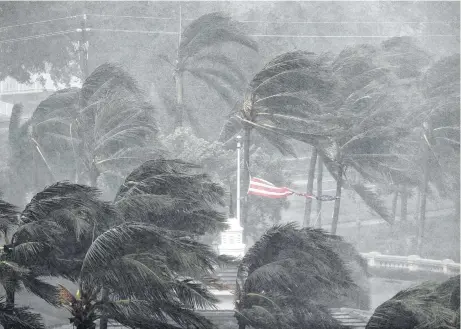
[366,275,460,329]
[114,159,228,235]
[26,63,160,191]
[4,104,42,207]
[0,297,44,329]
[220,51,339,237]
[55,221,222,329]
[241,38,432,233]
[403,54,460,255]
[7,159,229,329]
[235,223,369,329]
[161,12,258,133]
[0,194,59,329]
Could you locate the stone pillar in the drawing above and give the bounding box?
[366,251,381,267]
[442,259,455,274]
[407,255,421,272]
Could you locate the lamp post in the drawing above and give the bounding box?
[236,135,242,226]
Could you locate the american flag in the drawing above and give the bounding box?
[247,177,295,199]
[248,177,337,201]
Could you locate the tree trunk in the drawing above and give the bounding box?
[315,155,324,228]
[413,187,421,222]
[241,127,251,244]
[89,162,99,188]
[303,148,317,227]
[99,288,109,329]
[5,285,15,329]
[391,189,399,222]
[417,136,430,256]
[174,71,184,127]
[400,185,408,222]
[331,164,344,235]
[454,183,460,222]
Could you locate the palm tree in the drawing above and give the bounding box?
[8,159,229,329]
[249,38,432,234]
[54,221,221,329]
[4,104,43,207]
[235,223,369,329]
[0,297,44,329]
[222,51,338,238]
[0,194,59,329]
[0,193,18,244]
[404,54,460,255]
[366,275,460,329]
[161,12,258,132]
[114,159,228,235]
[1,183,113,323]
[26,63,160,191]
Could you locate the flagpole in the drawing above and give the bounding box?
[236,135,242,225]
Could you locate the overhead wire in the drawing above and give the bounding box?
[0,16,80,32]
[0,29,78,44]
[86,14,173,20]
[89,28,178,35]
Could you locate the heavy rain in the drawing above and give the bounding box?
[0,1,459,329]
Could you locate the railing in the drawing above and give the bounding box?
[215,252,460,286]
[361,252,460,276]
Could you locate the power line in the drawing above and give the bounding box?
[182,18,451,25]
[89,28,178,35]
[248,33,457,38]
[0,16,80,32]
[86,14,174,20]
[0,29,78,44]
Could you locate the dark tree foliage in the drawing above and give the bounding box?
[114,159,228,235]
[25,63,160,190]
[235,223,369,329]
[366,275,460,329]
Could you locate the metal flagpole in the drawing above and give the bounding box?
[236,135,242,224]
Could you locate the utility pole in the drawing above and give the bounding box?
[78,14,89,80]
[236,135,242,225]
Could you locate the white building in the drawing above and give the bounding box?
[0,74,81,119]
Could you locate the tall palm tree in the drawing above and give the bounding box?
[26,63,160,190]
[250,38,432,233]
[5,104,43,207]
[161,12,258,132]
[235,223,369,329]
[222,51,338,238]
[404,54,460,255]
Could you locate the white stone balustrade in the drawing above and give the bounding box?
[361,252,460,275]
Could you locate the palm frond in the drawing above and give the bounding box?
[80,222,219,279]
[0,297,45,329]
[187,69,236,106]
[185,67,244,91]
[22,276,60,306]
[192,53,247,83]
[179,12,257,61]
[81,63,141,104]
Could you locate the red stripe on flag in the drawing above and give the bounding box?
[248,177,294,199]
